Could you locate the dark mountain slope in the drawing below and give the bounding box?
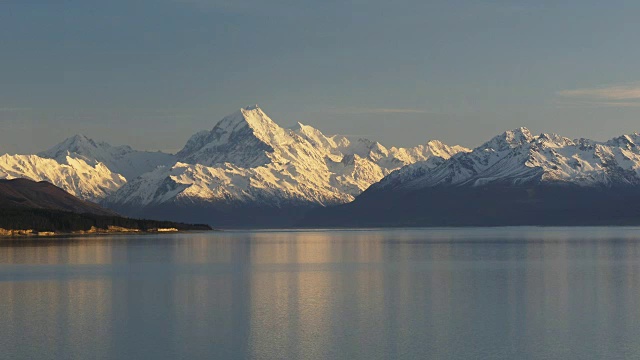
[0,179,211,233]
[300,128,640,227]
[0,178,116,215]
[301,184,640,227]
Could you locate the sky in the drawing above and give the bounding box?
[2,0,640,154]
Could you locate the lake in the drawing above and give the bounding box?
[1,227,640,359]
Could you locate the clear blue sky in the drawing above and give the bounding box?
[2,0,640,154]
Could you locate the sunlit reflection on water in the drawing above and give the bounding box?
[2,227,640,359]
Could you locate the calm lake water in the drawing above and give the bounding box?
[2,228,640,359]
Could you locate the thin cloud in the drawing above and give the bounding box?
[557,82,640,107]
[175,0,237,9]
[328,107,431,115]
[0,107,31,113]
[558,85,640,100]
[173,0,302,14]
[555,100,640,108]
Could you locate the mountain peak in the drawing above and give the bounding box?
[39,134,175,180]
[177,106,292,168]
[606,133,639,148]
[40,134,100,160]
[217,106,289,146]
[536,133,574,147]
[507,127,532,139]
[65,134,98,147]
[426,139,447,148]
[219,105,275,130]
[293,122,325,137]
[480,127,533,151]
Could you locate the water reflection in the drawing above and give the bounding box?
[1,228,640,359]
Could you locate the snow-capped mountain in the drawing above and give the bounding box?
[39,134,176,180]
[369,127,640,193]
[108,106,468,211]
[4,105,640,227]
[303,127,640,227]
[0,134,172,203]
[0,154,125,201]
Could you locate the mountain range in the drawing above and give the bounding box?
[39,134,176,180]
[2,105,640,227]
[306,127,640,226]
[0,153,125,201]
[106,105,467,226]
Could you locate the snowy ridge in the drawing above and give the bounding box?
[176,106,291,168]
[370,127,640,193]
[0,154,126,201]
[39,134,176,180]
[5,105,640,222]
[109,106,469,208]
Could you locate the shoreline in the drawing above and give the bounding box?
[0,226,215,239]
